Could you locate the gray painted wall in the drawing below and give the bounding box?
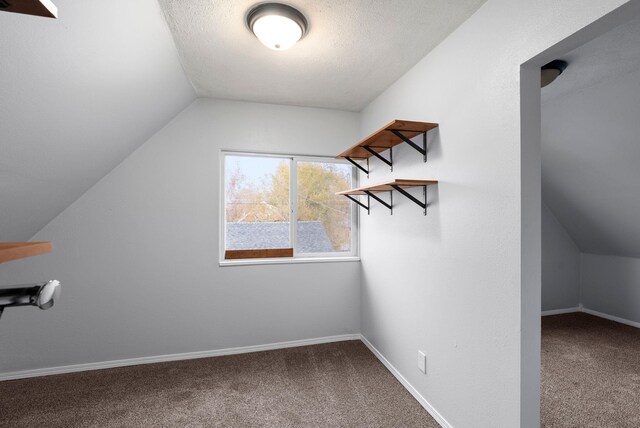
[0,99,360,373]
[542,204,580,311]
[540,15,640,321]
[0,0,196,242]
[542,53,640,258]
[0,1,635,426]
[358,0,631,426]
[581,254,640,323]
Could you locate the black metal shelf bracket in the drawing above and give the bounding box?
[363,146,393,172]
[364,191,393,215]
[390,185,428,215]
[389,129,428,162]
[344,194,369,215]
[344,156,369,177]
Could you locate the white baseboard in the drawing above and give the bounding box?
[2,333,451,426]
[542,305,640,329]
[581,307,640,329]
[0,333,360,382]
[360,336,452,428]
[541,307,580,316]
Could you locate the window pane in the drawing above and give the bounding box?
[296,161,353,253]
[225,155,291,250]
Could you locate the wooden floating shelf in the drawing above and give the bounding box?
[337,120,438,174]
[337,179,438,195]
[0,242,52,264]
[0,0,58,18]
[338,179,437,215]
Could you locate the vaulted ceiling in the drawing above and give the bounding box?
[542,15,640,257]
[2,0,489,242]
[5,0,637,258]
[158,0,487,111]
[3,0,638,259]
[0,0,195,241]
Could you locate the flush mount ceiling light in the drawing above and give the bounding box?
[247,3,308,51]
[541,59,568,88]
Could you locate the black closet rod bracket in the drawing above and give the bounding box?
[345,194,370,215]
[363,146,393,172]
[390,185,429,215]
[389,129,428,163]
[364,191,393,215]
[344,156,369,177]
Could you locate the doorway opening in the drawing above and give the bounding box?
[522,2,640,426]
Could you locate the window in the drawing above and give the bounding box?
[221,152,358,263]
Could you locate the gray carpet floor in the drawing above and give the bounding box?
[0,340,438,427]
[542,312,640,427]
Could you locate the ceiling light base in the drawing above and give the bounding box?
[541,59,568,87]
[247,3,308,51]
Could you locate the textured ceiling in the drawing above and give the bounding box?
[159,0,487,111]
[0,0,195,241]
[542,15,640,257]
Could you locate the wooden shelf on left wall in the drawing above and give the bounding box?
[0,242,52,264]
[337,179,438,216]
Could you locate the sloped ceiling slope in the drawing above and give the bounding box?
[542,15,640,257]
[0,0,195,241]
[159,0,487,111]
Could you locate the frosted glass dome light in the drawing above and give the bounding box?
[247,3,308,51]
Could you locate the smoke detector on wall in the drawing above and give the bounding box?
[0,0,57,18]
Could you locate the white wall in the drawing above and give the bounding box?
[539,15,640,321]
[542,60,640,258]
[542,204,580,311]
[0,0,195,242]
[581,254,640,323]
[0,99,361,373]
[358,1,631,427]
[1,1,637,426]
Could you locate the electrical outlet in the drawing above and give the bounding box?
[418,350,427,374]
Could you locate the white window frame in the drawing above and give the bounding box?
[219,150,360,266]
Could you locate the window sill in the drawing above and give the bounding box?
[219,256,361,267]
